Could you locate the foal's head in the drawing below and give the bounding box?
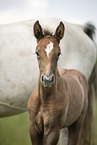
[34,21,65,87]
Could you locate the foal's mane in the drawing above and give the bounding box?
[43,30,53,37]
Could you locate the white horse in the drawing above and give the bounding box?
[0,18,96,145]
[0,18,96,117]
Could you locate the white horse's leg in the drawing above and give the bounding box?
[57,128,68,145]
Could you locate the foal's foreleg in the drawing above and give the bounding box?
[43,126,60,145]
[30,121,43,145]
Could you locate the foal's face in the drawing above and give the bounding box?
[36,36,61,87]
[34,21,65,87]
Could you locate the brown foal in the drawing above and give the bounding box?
[28,21,88,145]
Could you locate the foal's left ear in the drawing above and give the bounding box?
[34,20,44,42]
[54,22,65,43]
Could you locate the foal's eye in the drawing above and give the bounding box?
[57,51,61,57]
[35,51,40,57]
[57,51,61,60]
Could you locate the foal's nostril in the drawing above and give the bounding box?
[52,75,55,82]
[41,74,55,86]
[41,75,44,82]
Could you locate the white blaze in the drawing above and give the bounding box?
[45,41,54,57]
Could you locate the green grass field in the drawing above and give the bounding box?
[95,99,97,144]
[0,100,97,145]
[0,112,31,145]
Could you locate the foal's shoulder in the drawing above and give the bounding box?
[59,69,88,92]
[59,69,87,81]
[59,69,68,76]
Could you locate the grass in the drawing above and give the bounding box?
[0,112,31,145]
[0,100,97,145]
[95,99,97,144]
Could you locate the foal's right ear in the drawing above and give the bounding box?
[34,21,44,42]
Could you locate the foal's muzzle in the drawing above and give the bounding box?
[41,74,55,88]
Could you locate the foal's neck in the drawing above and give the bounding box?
[38,69,61,103]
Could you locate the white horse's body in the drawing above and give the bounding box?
[0,18,96,117]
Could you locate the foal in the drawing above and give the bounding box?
[28,21,88,145]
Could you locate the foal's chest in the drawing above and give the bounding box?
[35,105,49,132]
[35,103,63,133]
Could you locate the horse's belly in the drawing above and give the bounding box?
[64,85,84,126]
[65,105,82,127]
